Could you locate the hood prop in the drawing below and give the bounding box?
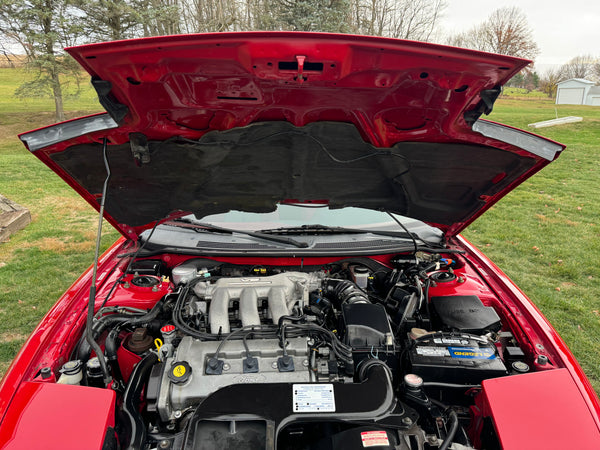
[85,137,112,385]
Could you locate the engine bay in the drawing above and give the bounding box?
[55,251,547,449]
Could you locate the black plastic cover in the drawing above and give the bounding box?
[127,259,165,276]
[342,303,393,349]
[313,427,397,450]
[431,295,501,335]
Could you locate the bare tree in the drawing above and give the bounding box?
[179,0,240,32]
[593,62,600,83]
[539,67,564,98]
[559,55,597,80]
[177,0,446,38]
[448,7,539,60]
[350,0,446,40]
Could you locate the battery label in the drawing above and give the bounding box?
[416,346,449,357]
[433,337,468,345]
[448,347,496,359]
[293,384,336,413]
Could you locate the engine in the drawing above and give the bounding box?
[68,254,529,449]
[148,269,387,421]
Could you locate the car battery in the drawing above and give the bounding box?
[407,332,507,384]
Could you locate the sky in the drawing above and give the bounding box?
[442,0,600,71]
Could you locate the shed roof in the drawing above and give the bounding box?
[557,78,596,86]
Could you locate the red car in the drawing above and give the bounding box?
[2,32,599,449]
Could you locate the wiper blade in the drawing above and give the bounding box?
[259,224,416,240]
[167,218,309,248]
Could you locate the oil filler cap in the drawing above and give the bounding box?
[168,361,192,384]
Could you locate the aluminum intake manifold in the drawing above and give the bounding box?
[192,272,323,333]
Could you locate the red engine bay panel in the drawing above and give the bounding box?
[0,382,115,449]
[481,368,600,449]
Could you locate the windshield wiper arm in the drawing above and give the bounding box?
[259,224,417,240]
[168,218,309,248]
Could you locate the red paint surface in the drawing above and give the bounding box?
[481,369,600,449]
[116,342,142,383]
[0,382,115,449]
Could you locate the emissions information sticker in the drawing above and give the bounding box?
[361,430,390,447]
[293,384,335,413]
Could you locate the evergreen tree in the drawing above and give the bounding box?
[0,0,84,121]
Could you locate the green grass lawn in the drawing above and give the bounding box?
[0,68,599,393]
[0,68,118,374]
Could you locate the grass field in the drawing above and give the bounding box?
[0,68,599,392]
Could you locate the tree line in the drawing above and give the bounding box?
[0,0,452,120]
[0,1,587,120]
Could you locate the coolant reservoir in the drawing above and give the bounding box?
[57,360,83,385]
[350,266,369,289]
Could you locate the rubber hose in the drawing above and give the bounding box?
[77,300,165,362]
[122,352,158,450]
[439,410,459,450]
[104,328,124,384]
[324,279,369,305]
[357,358,393,383]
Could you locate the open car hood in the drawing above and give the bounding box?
[19,32,565,240]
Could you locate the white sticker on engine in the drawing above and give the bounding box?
[293,384,336,413]
[416,346,449,357]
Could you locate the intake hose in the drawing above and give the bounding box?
[104,328,124,385]
[122,352,158,450]
[323,279,369,305]
[77,299,166,361]
[356,358,393,383]
[94,298,166,334]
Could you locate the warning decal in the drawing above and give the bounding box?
[292,384,335,413]
[361,430,389,447]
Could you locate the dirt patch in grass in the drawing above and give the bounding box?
[36,236,95,253]
[0,332,28,344]
[46,195,93,216]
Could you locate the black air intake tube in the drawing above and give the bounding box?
[323,279,369,305]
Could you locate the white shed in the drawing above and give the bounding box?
[587,86,600,106]
[556,79,597,105]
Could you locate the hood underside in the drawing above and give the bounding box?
[19,32,565,239]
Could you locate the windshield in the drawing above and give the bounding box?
[142,205,444,253]
[180,204,442,241]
